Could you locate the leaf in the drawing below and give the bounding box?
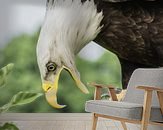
[0,123,19,130]
[0,63,14,88]
[0,103,12,113]
[0,63,14,77]
[11,92,43,106]
[0,92,43,113]
[0,77,6,88]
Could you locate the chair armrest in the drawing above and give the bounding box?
[88,82,118,101]
[137,86,163,92]
[137,86,163,118]
[88,82,115,89]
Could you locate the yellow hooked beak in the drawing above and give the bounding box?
[42,66,89,109]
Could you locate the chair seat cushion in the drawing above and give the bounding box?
[85,100,163,122]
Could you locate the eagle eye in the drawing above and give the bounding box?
[46,62,57,72]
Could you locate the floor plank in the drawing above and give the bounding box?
[0,113,135,130]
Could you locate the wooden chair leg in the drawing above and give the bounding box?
[121,121,127,130]
[92,113,98,130]
[141,90,152,130]
[157,91,163,114]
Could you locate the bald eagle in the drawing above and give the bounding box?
[37,0,163,108]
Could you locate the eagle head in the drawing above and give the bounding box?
[36,0,103,108]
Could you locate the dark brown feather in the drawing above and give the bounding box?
[95,0,163,67]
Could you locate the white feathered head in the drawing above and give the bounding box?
[37,0,103,108]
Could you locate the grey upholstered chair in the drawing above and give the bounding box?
[85,68,163,130]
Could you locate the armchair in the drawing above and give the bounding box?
[85,68,163,130]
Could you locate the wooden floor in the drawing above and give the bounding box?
[0,113,140,130]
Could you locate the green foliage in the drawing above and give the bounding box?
[0,64,43,113]
[0,123,19,130]
[0,92,43,113]
[0,64,43,130]
[0,32,122,112]
[0,63,14,88]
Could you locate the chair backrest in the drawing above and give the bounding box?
[123,68,163,107]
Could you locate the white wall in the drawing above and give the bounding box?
[0,0,46,47]
[0,0,105,60]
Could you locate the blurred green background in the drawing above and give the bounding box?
[0,31,122,113]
